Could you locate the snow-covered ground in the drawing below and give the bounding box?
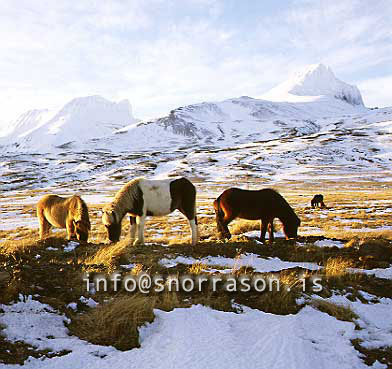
[349,266,392,280]
[0,296,388,369]
[159,253,321,273]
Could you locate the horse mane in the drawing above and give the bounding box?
[269,189,300,225]
[106,177,144,222]
[71,195,91,230]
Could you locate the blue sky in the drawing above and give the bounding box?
[0,0,391,125]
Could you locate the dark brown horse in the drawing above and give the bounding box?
[214,188,300,243]
[311,194,326,208]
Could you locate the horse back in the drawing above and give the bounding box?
[219,188,292,220]
[37,195,69,228]
[37,194,89,229]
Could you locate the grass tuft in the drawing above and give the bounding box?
[84,240,130,271]
[311,299,358,322]
[68,294,156,350]
[188,262,208,274]
[325,257,354,277]
[230,220,259,235]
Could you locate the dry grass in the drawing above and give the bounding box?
[188,262,208,274]
[324,229,392,241]
[168,236,188,245]
[68,291,218,350]
[0,237,39,256]
[131,263,144,275]
[311,299,358,322]
[344,238,359,248]
[230,219,259,235]
[324,257,355,277]
[83,240,130,271]
[68,295,156,350]
[0,234,68,257]
[241,284,302,315]
[279,270,309,291]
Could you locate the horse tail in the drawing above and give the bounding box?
[213,196,223,217]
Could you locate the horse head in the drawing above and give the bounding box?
[282,215,301,240]
[73,219,90,242]
[102,207,122,242]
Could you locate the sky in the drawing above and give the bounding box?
[0,0,391,127]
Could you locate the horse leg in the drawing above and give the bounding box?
[129,216,137,243]
[188,217,198,246]
[66,218,76,240]
[178,206,199,246]
[38,209,51,240]
[134,215,146,246]
[221,213,235,240]
[260,219,268,243]
[268,219,275,244]
[214,206,225,238]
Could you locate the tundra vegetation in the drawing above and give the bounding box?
[1,180,392,366]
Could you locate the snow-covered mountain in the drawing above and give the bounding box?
[0,63,391,190]
[262,64,364,106]
[1,95,136,150]
[2,63,392,186]
[0,109,53,139]
[151,94,364,142]
[0,63,368,153]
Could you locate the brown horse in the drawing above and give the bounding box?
[37,194,91,242]
[214,188,300,243]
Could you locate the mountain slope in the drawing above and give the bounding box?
[0,109,53,139]
[150,94,365,144]
[1,96,136,151]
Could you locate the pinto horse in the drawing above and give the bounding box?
[214,188,300,243]
[102,177,199,245]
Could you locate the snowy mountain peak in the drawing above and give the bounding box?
[61,95,133,116]
[263,63,364,106]
[290,63,335,92]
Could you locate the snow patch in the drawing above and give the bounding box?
[159,253,321,273]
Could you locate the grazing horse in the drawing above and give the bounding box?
[214,188,300,243]
[37,195,91,241]
[102,177,199,245]
[311,194,326,208]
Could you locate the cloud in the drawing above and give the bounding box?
[358,75,392,108]
[0,0,391,126]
